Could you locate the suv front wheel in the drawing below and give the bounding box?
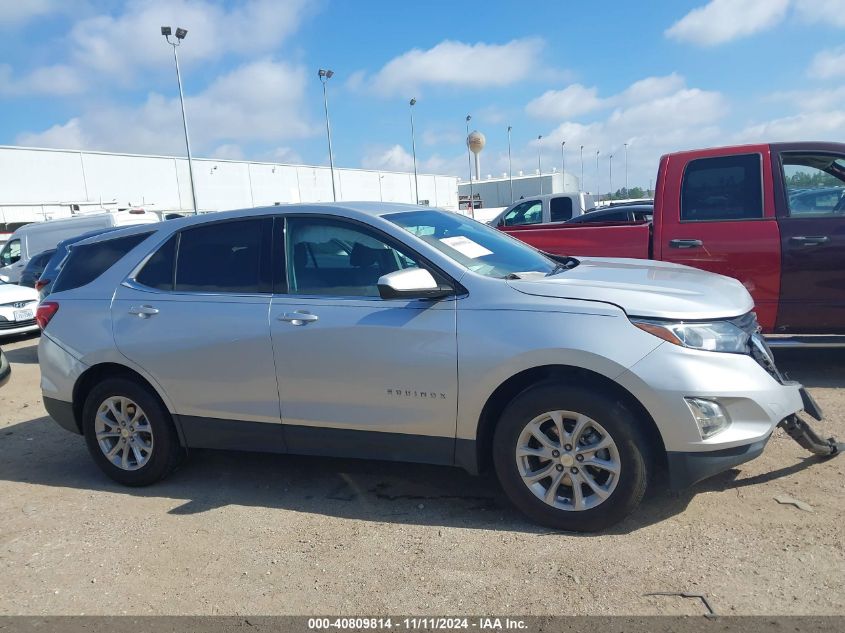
[82,377,182,486]
[493,382,651,532]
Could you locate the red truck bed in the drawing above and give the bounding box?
[501,222,651,260]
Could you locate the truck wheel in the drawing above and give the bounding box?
[82,378,182,486]
[493,382,651,532]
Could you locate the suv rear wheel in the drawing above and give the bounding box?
[82,378,181,486]
[493,382,651,532]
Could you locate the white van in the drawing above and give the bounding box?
[0,210,159,283]
[488,192,596,227]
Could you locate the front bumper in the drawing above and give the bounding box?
[666,437,769,489]
[615,340,810,486]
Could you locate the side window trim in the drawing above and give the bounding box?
[278,213,459,300]
[679,152,765,223]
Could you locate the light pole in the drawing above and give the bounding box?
[409,98,419,204]
[465,115,473,216]
[507,125,514,203]
[318,68,337,202]
[596,150,600,204]
[609,154,614,201]
[580,145,584,192]
[624,142,629,195]
[537,135,543,195]
[161,26,198,214]
[560,140,566,192]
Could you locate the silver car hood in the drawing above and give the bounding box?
[506,257,754,320]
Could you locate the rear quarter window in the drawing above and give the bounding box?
[52,233,152,293]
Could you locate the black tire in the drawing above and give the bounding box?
[493,381,651,532]
[82,377,182,486]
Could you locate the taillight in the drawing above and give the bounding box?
[35,279,49,291]
[36,301,59,329]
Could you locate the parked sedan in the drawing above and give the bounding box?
[19,248,56,288]
[38,203,831,531]
[565,205,653,224]
[0,280,39,336]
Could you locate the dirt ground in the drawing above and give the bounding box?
[0,332,843,616]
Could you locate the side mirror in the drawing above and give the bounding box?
[377,268,452,300]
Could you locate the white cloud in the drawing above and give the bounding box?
[618,73,686,103]
[265,147,303,164]
[17,118,87,150]
[526,84,605,119]
[736,110,845,142]
[795,0,845,27]
[769,86,845,110]
[526,73,686,120]
[0,64,86,97]
[0,0,65,26]
[16,60,316,156]
[362,145,415,171]
[68,0,312,76]
[365,38,546,96]
[808,46,845,79]
[210,144,245,160]
[665,0,790,46]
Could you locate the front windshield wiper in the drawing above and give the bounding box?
[546,258,580,276]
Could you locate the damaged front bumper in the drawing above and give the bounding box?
[667,387,842,489]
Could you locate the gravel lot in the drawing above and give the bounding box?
[1,333,843,616]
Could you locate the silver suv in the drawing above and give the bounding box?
[37,203,831,531]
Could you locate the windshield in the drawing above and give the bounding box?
[386,210,556,278]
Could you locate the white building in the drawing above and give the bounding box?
[457,171,581,210]
[0,145,460,229]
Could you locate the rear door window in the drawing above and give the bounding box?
[549,197,574,222]
[174,219,272,294]
[681,154,763,222]
[52,233,151,293]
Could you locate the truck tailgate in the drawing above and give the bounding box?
[501,222,652,259]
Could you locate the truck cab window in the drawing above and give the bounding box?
[503,201,542,226]
[0,239,21,266]
[681,154,763,222]
[782,154,845,217]
[550,197,573,222]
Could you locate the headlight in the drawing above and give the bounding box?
[631,318,750,353]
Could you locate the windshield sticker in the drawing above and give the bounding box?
[439,236,493,259]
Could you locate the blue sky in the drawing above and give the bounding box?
[0,0,842,189]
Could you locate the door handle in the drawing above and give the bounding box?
[128,305,159,318]
[279,311,319,325]
[669,239,704,249]
[790,235,830,246]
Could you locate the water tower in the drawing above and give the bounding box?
[467,130,486,180]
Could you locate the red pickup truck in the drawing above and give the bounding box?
[499,142,845,337]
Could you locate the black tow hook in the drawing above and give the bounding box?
[777,414,845,457]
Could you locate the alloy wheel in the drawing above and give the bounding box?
[94,396,154,471]
[515,410,621,511]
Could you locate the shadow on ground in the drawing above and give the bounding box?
[0,414,820,536]
[0,347,838,534]
[2,342,39,364]
[774,347,845,388]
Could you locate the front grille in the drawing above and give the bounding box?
[0,300,36,309]
[0,318,37,330]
